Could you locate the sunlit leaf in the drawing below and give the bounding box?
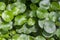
[14,15,27,25]
[0,2,6,10]
[2,10,14,22]
[44,20,56,33]
[39,0,50,9]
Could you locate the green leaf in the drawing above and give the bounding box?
[44,20,56,33]
[0,0,60,40]
[0,2,6,10]
[27,18,35,26]
[6,4,20,16]
[19,34,34,40]
[36,8,48,19]
[12,7,20,16]
[39,0,50,9]
[35,36,46,40]
[14,15,27,25]
[6,4,13,11]
[28,36,34,40]
[2,10,14,22]
[9,30,16,36]
[49,2,60,11]
[29,11,36,17]
[12,34,20,40]
[30,4,38,10]
[42,31,54,38]
[1,33,10,38]
[55,29,60,38]
[12,34,34,40]
[38,20,44,29]
[13,2,26,13]
[16,25,31,34]
[16,24,36,34]
[0,22,13,31]
[48,12,57,22]
[29,26,37,33]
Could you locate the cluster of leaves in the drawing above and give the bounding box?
[0,0,60,40]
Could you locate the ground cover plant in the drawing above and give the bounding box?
[0,0,60,40]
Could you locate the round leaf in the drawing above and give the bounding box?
[36,8,48,19]
[2,10,14,22]
[29,11,36,17]
[13,2,26,13]
[30,4,38,10]
[14,15,27,25]
[35,36,46,40]
[39,0,50,9]
[49,2,59,11]
[12,7,20,16]
[48,12,57,22]
[44,20,56,33]
[27,18,35,26]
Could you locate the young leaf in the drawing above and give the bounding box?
[14,15,27,25]
[29,11,36,17]
[30,4,38,10]
[2,10,14,22]
[27,18,35,26]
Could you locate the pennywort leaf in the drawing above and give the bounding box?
[44,20,56,33]
[14,15,27,25]
[36,8,48,19]
[2,10,14,22]
[27,18,35,26]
